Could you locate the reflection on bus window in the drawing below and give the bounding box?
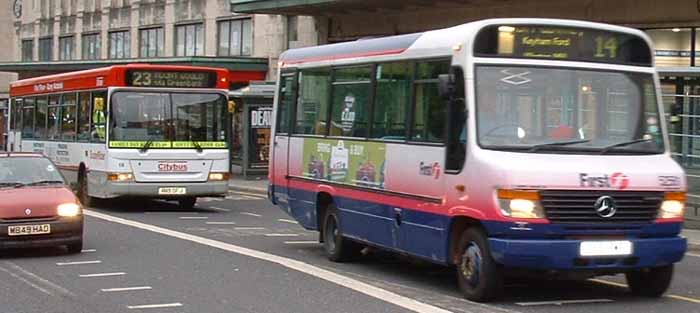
[476,66,663,154]
[21,98,34,139]
[172,93,227,142]
[111,92,168,142]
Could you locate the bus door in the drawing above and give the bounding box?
[271,72,297,208]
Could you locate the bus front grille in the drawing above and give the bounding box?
[540,190,662,224]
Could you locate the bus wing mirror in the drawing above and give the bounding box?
[438,74,454,100]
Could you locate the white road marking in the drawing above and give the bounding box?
[277,219,298,224]
[265,233,300,237]
[240,212,262,217]
[56,260,102,266]
[284,241,318,244]
[206,222,236,225]
[85,209,454,313]
[81,249,97,253]
[179,216,209,220]
[127,303,183,309]
[79,272,126,278]
[0,265,54,296]
[234,227,265,230]
[516,299,613,306]
[687,252,700,257]
[4,261,75,297]
[231,191,267,198]
[207,206,230,212]
[101,286,152,293]
[667,295,700,304]
[589,278,627,288]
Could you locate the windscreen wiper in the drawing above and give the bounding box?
[0,182,24,188]
[191,140,203,153]
[528,139,590,152]
[140,139,154,153]
[25,180,65,186]
[599,138,652,155]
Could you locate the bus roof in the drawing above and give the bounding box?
[9,64,234,97]
[279,18,654,67]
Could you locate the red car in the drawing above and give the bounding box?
[0,153,84,253]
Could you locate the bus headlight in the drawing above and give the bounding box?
[659,192,686,219]
[497,189,545,219]
[107,172,134,182]
[208,172,230,181]
[57,203,82,217]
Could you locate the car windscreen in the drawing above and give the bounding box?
[0,157,66,186]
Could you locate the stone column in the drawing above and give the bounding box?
[164,0,174,56]
[130,3,140,58]
[101,8,109,59]
[75,11,83,60]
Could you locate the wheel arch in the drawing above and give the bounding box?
[447,215,485,265]
[316,191,334,242]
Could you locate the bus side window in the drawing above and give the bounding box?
[295,68,330,136]
[277,73,296,134]
[35,96,48,140]
[445,66,467,173]
[91,90,107,143]
[21,97,35,139]
[411,60,450,142]
[77,92,91,141]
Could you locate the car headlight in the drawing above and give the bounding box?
[497,189,545,219]
[107,172,134,181]
[659,192,686,219]
[57,203,82,217]
[208,172,230,181]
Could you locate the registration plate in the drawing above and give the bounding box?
[580,241,632,257]
[8,224,51,236]
[158,187,187,195]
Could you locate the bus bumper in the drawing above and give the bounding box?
[488,236,687,270]
[104,181,229,198]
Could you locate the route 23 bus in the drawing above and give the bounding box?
[8,64,232,209]
[268,19,688,301]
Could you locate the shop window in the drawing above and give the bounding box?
[295,68,330,135]
[371,62,410,140]
[410,60,450,142]
[330,66,372,138]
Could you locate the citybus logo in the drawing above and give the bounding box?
[33,82,64,92]
[579,172,629,189]
[158,161,188,172]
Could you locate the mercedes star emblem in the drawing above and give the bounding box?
[594,196,616,218]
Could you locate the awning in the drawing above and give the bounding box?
[230,0,471,15]
[0,56,268,81]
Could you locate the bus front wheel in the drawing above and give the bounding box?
[323,204,360,262]
[78,172,96,207]
[625,265,674,297]
[456,228,503,302]
[178,197,197,210]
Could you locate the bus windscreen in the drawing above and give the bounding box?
[473,25,652,66]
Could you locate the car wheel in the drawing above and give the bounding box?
[323,204,360,262]
[66,241,83,254]
[455,228,503,302]
[178,197,197,210]
[625,265,674,297]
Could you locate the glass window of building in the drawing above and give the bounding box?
[217,19,252,56]
[176,23,204,56]
[109,30,131,59]
[139,27,164,58]
[287,16,298,49]
[21,40,33,61]
[645,28,692,67]
[59,36,74,60]
[82,33,101,60]
[38,37,53,61]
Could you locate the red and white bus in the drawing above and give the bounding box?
[8,64,236,208]
[269,18,687,301]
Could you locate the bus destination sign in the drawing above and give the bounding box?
[474,25,652,66]
[126,70,217,88]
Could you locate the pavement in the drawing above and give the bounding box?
[228,177,700,252]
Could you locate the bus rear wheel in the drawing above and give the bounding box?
[625,265,674,297]
[178,197,197,210]
[323,205,360,262]
[456,228,503,302]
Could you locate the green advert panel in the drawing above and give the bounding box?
[302,138,386,189]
